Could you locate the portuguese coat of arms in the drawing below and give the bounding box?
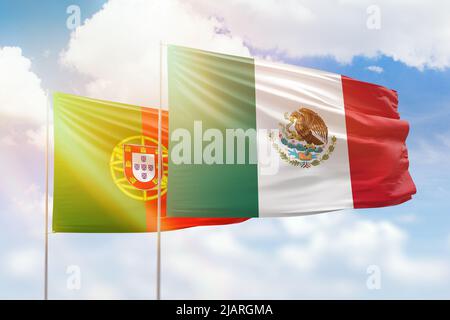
[269,107,337,168]
[123,144,158,190]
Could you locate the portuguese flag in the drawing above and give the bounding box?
[167,46,416,218]
[52,93,247,232]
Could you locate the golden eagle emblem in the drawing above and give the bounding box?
[269,107,337,168]
[286,108,328,145]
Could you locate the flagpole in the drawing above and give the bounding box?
[44,91,50,300]
[156,41,163,300]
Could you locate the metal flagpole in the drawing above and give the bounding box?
[156,41,163,300]
[44,91,50,300]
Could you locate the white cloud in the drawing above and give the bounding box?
[0,134,17,146]
[385,253,448,284]
[12,184,45,217]
[0,47,47,298]
[60,0,250,106]
[2,248,41,279]
[190,0,450,70]
[3,214,447,299]
[366,65,384,73]
[278,214,449,285]
[9,184,48,238]
[0,47,47,123]
[0,46,48,215]
[160,215,450,299]
[26,125,47,149]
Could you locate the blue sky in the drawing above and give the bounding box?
[1,0,450,299]
[0,0,105,90]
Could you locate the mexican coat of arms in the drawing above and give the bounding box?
[269,107,337,168]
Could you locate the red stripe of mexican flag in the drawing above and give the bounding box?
[342,76,416,208]
[166,46,416,218]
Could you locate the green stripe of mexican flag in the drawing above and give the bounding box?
[166,45,416,218]
[167,46,259,218]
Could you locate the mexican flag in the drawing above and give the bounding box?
[166,46,416,218]
[52,93,247,232]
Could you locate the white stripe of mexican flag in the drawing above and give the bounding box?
[166,45,415,218]
[254,60,352,216]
